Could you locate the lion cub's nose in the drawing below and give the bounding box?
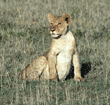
[51,30,55,32]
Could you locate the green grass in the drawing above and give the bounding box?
[0,0,110,104]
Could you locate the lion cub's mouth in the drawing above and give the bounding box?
[51,34,60,38]
[50,31,60,38]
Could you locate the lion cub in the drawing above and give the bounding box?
[20,13,83,81]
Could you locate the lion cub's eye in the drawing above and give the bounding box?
[58,23,61,25]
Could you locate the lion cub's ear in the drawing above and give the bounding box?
[62,14,71,26]
[47,13,55,23]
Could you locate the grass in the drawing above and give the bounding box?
[0,0,110,104]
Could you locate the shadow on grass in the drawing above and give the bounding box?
[65,62,91,80]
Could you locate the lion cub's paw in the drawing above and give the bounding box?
[74,76,84,82]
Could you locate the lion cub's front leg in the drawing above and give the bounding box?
[72,49,83,81]
[48,51,58,81]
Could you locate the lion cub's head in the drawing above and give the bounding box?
[47,13,71,38]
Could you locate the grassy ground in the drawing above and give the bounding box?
[0,0,110,104]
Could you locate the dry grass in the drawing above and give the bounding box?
[0,0,110,104]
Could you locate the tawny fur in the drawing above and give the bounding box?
[19,13,83,81]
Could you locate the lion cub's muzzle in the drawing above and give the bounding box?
[51,29,55,34]
[50,28,60,38]
[50,26,56,34]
